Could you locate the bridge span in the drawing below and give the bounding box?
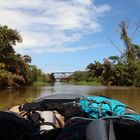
[52,72,74,80]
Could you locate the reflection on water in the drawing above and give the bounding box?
[89,87,140,113]
[0,87,45,110]
[0,82,140,113]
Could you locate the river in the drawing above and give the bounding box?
[0,82,140,113]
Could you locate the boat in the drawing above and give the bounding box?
[0,94,140,140]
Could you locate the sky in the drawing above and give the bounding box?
[0,0,140,73]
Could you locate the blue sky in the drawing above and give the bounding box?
[0,0,140,73]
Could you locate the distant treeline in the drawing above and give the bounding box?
[0,25,54,88]
[71,21,140,87]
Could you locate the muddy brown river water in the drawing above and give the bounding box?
[0,82,140,113]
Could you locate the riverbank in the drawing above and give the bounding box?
[33,81,48,86]
[69,81,101,86]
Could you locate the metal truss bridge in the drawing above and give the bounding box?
[52,72,74,80]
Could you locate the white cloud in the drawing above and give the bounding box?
[0,0,111,54]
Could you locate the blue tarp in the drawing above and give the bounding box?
[79,96,140,121]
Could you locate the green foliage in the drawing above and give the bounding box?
[70,80,101,86]
[109,56,119,63]
[120,21,135,61]
[86,61,103,79]
[69,71,101,85]
[86,21,140,87]
[0,70,11,87]
[45,73,55,83]
[0,24,53,88]
[33,81,47,86]
[133,61,140,87]
[30,65,50,83]
[22,55,32,63]
[0,25,22,66]
[0,25,22,45]
[86,57,140,86]
[70,71,89,82]
[0,70,25,87]
[0,25,31,88]
[25,97,35,103]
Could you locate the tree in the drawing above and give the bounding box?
[132,44,140,59]
[86,61,103,79]
[108,56,119,64]
[0,25,22,69]
[119,21,135,61]
[22,55,32,63]
[86,21,140,86]
[0,25,22,60]
[0,25,33,87]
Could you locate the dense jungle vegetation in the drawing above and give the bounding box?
[0,25,54,88]
[71,21,140,87]
[1,21,140,88]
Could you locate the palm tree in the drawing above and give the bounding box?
[22,55,32,63]
[0,25,32,87]
[0,25,22,54]
[0,25,22,65]
[86,61,103,78]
